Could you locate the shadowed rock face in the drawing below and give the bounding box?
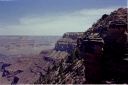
[81,8,128,83]
[35,8,128,84]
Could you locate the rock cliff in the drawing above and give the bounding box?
[35,8,128,84]
[55,32,83,53]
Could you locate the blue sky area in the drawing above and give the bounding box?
[0,0,127,35]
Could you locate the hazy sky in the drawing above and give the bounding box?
[0,0,127,35]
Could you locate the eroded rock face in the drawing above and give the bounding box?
[35,8,128,84]
[81,8,128,83]
[63,32,83,40]
[55,32,83,53]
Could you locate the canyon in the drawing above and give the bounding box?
[0,8,128,84]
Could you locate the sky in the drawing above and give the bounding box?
[0,0,127,35]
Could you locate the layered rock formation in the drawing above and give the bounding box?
[55,32,83,53]
[39,32,83,68]
[35,8,128,84]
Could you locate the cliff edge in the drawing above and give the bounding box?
[35,8,128,84]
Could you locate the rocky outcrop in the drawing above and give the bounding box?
[63,32,83,40]
[35,8,128,84]
[55,32,83,53]
[79,8,128,83]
